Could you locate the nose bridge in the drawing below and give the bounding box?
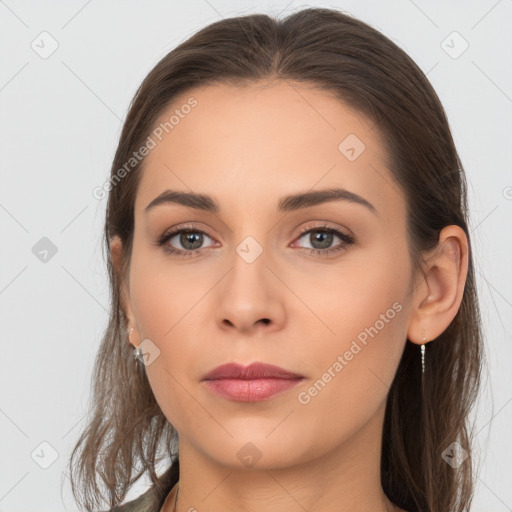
[225,208,272,272]
[228,230,271,295]
[213,222,286,331]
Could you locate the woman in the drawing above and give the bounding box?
[68,7,483,512]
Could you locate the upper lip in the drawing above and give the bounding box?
[202,362,304,381]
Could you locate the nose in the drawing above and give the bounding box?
[214,245,286,335]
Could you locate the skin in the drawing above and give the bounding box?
[111,80,468,512]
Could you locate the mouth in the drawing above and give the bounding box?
[201,362,305,402]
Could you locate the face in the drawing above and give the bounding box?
[121,80,416,469]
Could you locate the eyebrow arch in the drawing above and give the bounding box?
[144,187,378,216]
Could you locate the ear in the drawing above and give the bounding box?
[407,225,469,345]
[110,235,140,347]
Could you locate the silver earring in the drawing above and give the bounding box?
[133,345,145,364]
[128,328,144,364]
[421,331,426,374]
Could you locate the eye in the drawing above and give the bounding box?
[157,224,217,258]
[292,224,355,257]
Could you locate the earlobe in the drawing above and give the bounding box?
[127,326,140,348]
[407,225,469,345]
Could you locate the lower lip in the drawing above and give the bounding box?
[203,377,304,402]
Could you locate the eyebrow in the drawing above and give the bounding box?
[144,187,378,216]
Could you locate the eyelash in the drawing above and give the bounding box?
[156,223,355,259]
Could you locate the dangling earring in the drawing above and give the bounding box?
[421,331,426,374]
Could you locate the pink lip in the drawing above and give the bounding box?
[202,362,303,380]
[202,362,304,402]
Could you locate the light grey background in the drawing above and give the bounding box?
[0,1,511,511]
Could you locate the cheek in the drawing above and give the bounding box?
[128,244,208,421]
[129,242,198,339]
[296,239,410,348]
[300,246,410,404]
[293,283,408,451]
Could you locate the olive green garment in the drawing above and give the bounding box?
[107,485,159,512]
[101,462,179,512]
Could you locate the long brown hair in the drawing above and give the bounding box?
[68,7,484,511]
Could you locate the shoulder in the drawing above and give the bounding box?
[98,461,178,512]
[100,486,158,512]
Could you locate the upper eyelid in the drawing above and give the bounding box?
[163,224,215,241]
[296,222,349,235]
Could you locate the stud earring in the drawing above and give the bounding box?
[128,327,144,364]
[133,345,145,364]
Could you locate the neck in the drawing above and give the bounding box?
[164,401,403,512]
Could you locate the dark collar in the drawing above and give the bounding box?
[110,461,179,512]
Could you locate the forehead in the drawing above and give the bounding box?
[135,80,401,221]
